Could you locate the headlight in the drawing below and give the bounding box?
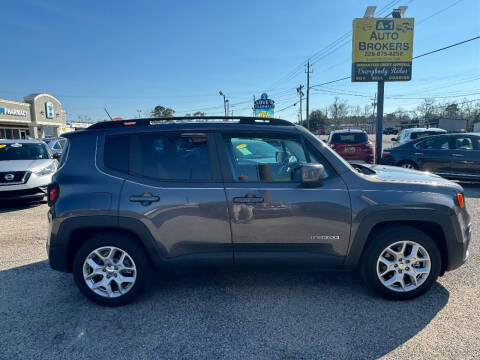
[33,162,57,176]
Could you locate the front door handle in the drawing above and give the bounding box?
[233,196,264,204]
[129,192,160,205]
[452,153,464,157]
[414,152,424,156]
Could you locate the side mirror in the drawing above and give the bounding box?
[53,152,62,159]
[300,164,325,187]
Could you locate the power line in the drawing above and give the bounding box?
[413,36,480,59]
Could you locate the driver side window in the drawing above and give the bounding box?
[223,135,329,182]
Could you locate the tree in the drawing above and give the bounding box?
[328,97,349,129]
[193,111,206,116]
[151,106,175,118]
[307,110,328,132]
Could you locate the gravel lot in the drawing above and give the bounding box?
[1,183,479,359]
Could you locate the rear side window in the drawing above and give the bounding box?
[58,139,70,167]
[331,132,367,144]
[130,132,212,181]
[416,136,450,150]
[104,135,130,173]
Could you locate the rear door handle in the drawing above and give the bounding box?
[452,154,464,157]
[233,196,264,204]
[129,192,160,205]
[414,152,424,156]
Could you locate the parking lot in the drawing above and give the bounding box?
[0,180,479,359]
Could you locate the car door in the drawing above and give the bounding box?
[450,135,480,177]
[414,135,453,173]
[217,131,351,268]
[114,131,233,268]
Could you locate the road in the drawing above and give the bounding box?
[1,184,479,359]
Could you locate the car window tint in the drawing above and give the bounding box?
[133,133,211,180]
[417,137,450,150]
[224,135,329,182]
[104,135,130,173]
[453,137,474,151]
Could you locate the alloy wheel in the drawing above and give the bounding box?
[376,241,431,292]
[83,246,137,298]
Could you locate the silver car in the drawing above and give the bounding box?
[0,139,58,201]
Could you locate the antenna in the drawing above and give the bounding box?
[104,108,113,120]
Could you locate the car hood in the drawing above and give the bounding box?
[0,159,53,172]
[362,164,462,189]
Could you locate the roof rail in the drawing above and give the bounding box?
[87,116,294,130]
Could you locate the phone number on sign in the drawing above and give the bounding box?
[364,51,404,57]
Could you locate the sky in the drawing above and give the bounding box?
[2,0,480,123]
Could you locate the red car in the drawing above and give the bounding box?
[327,129,374,163]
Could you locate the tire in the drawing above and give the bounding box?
[73,232,151,306]
[360,226,441,300]
[398,160,418,170]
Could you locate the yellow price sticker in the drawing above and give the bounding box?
[236,144,247,149]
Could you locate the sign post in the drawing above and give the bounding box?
[352,8,414,163]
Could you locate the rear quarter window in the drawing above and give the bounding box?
[104,135,130,173]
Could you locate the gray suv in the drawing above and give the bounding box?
[47,117,471,306]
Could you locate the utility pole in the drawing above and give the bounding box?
[252,95,256,116]
[305,60,312,131]
[296,85,304,123]
[375,82,384,163]
[371,93,377,132]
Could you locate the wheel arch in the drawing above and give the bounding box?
[50,215,167,272]
[345,210,453,275]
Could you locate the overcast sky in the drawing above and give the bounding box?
[2,0,479,122]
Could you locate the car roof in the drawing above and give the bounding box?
[330,129,365,134]
[402,128,446,134]
[0,139,45,144]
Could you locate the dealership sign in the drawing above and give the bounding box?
[0,107,28,117]
[254,93,275,118]
[352,18,414,82]
[45,101,54,119]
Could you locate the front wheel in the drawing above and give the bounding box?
[360,226,441,300]
[73,233,150,306]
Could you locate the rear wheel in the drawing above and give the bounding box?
[73,233,150,306]
[360,226,441,300]
[399,160,418,170]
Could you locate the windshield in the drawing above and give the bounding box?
[0,143,51,161]
[331,132,367,144]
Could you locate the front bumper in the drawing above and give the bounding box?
[0,173,52,201]
[0,186,47,201]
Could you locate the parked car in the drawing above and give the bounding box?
[383,127,398,135]
[47,117,470,306]
[42,137,68,158]
[0,139,58,201]
[381,133,480,181]
[393,128,447,146]
[327,129,374,163]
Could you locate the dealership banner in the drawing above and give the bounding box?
[352,18,414,82]
[254,93,275,118]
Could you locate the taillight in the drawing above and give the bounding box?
[47,182,59,206]
[456,193,465,209]
[382,152,390,158]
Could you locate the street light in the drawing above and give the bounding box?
[219,91,227,117]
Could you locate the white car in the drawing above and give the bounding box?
[393,128,447,146]
[0,139,58,202]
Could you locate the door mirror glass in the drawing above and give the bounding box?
[300,164,325,187]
